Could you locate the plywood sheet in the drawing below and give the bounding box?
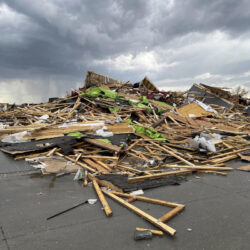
[178,102,215,118]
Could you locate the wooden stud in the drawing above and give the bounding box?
[125,139,143,152]
[111,191,184,207]
[92,179,112,217]
[159,205,185,222]
[83,170,88,186]
[94,160,112,171]
[82,158,109,173]
[128,170,192,183]
[103,190,176,236]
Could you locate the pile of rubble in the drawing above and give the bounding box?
[0,71,249,238]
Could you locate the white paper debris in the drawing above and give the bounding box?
[88,199,97,205]
[149,159,155,165]
[130,189,144,196]
[31,163,48,169]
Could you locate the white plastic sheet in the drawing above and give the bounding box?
[95,126,113,137]
[2,131,30,143]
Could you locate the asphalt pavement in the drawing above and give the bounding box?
[0,151,250,250]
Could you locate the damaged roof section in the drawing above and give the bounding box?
[189,83,234,109]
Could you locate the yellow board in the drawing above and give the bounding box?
[177,102,215,118]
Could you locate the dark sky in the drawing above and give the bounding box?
[0,0,250,103]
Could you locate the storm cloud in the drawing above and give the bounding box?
[0,0,250,103]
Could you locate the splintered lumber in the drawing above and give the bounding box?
[46,147,58,157]
[103,190,176,236]
[67,96,81,119]
[128,170,192,183]
[81,155,118,160]
[111,191,185,223]
[88,174,123,192]
[92,179,112,217]
[117,164,143,174]
[55,152,95,173]
[125,138,143,152]
[136,228,163,236]
[84,138,121,153]
[210,155,239,164]
[83,170,88,186]
[207,147,249,160]
[150,141,195,166]
[14,150,58,160]
[94,160,112,171]
[82,159,109,173]
[75,153,82,162]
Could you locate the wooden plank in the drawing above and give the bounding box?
[162,165,233,171]
[82,159,109,173]
[209,147,248,160]
[117,164,143,174]
[103,190,176,236]
[55,152,95,173]
[159,205,185,222]
[111,191,184,207]
[211,155,238,164]
[14,150,58,160]
[93,179,112,217]
[128,170,192,183]
[88,174,123,192]
[84,138,121,153]
[83,170,88,186]
[81,155,118,160]
[94,160,112,171]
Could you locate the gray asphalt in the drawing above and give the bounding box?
[0,151,250,250]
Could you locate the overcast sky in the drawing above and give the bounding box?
[0,0,250,103]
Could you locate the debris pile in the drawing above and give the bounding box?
[0,70,249,238]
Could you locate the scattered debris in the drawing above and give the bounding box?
[0,70,249,239]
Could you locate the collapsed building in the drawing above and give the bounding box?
[0,71,249,238]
